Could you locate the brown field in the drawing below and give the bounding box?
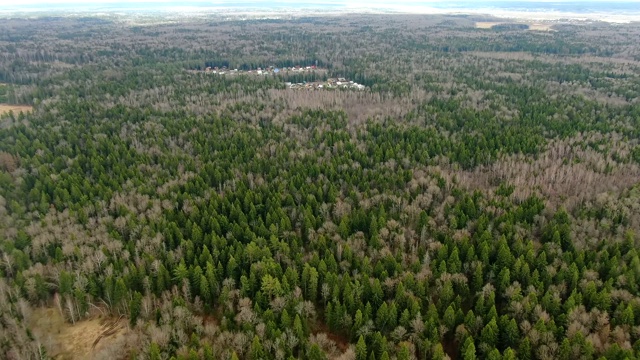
[475,21,555,31]
[0,104,33,115]
[29,307,129,360]
[528,23,555,31]
[475,21,501,29]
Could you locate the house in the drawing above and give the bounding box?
[338,77,346,82]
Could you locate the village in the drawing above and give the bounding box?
[203,64,322,76]
[198,65,368,91]
[285,78,366,91]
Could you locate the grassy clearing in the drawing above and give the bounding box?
[528,23,555,31]
[475,21,501,29]
[0,104,32,115]
[29,307,128,360]
[475,21,555,31]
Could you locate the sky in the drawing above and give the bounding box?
[2,0,639,22]
[2,0,639,24]
[2,0,637,4]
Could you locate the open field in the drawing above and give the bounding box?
[29,308,128,360]
[0,104,32,115]
[475,21,555,31]
[475,21,501,29]
[528,23,555,31]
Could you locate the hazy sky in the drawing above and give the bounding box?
[1,0,636,8]
[2,0,639,24]
[3,0,634,3]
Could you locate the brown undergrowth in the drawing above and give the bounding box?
[29,307,129,360]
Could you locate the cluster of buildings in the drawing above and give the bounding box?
[203,65,320,76]
[286,78,367,91]
[197,65,368,91]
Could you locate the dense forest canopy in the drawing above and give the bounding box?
[1,13,640,360]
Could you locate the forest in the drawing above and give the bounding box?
[1,13,640,360]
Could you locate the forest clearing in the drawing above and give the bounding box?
[0,104,32,115]
[29,307,128,360]
[475,21,555,31]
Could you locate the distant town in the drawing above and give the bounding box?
[202,65,323,76]
[193,65,368,91]
[285,78,366,91]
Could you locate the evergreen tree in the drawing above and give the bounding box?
[129,291,143,327]
[356,335,368,360]
[462,337,476,360]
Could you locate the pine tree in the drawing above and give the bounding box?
[501,318,519,349]
[397,343,410,360]
[294,314,305,343]
[376,302,389,331]
[480,318,499,348]
[200,274,211,303]
[356,335,368,360]
[203,344,215,360]
[502,348,517,360]
[308,343,327,360]
[149,342,162,360]
[462,337,476,360]
[432,343,447,360]
[558,339,571,360]
[250,335,265,360]
[113,278,127,309]
[443,305,456,331]
[518,337,532,360]
[129,291,143,327]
